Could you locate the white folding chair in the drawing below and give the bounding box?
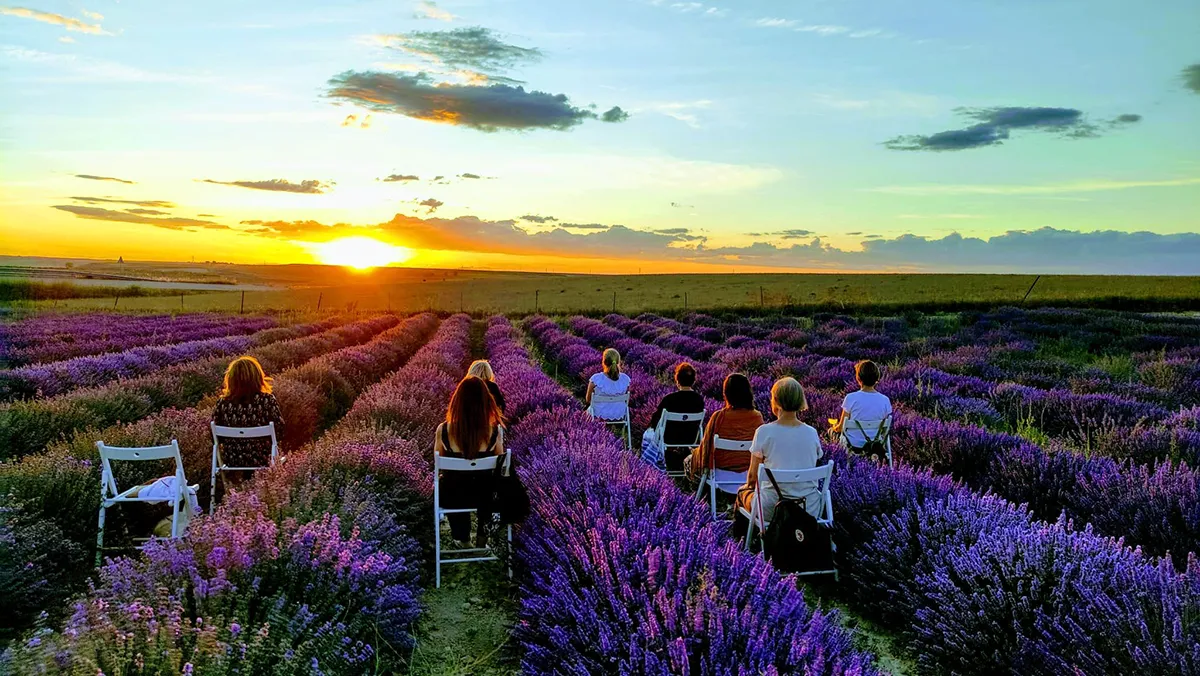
[694,435,752,518]
[655,410,705,479]
[433,452,513,588]
[839,415,893,467]
[209,422,279,513]
[589,392,632,450]
[95,440,195,566]
[738,461,837,579]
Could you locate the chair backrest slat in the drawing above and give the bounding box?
[211,422,276,439]
[435,452,508,473]
[96,440,183,498]
[662,411,702,423]
[713,435,753,452]
[591,393,629,404]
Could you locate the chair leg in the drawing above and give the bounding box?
[694,474,706,498]
[95,504,106,567]
[743,514,753,551]
[507,524,513,580]
[210,454,219,515]
[434,509,442,588]
[710,483,718,520]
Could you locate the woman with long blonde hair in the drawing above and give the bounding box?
[467,359,506,414]
[212,356,284,486]
[585,348,631,422]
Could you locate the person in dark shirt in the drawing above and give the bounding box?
[646,363,705,472]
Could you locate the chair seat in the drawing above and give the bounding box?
[711,469,745,493]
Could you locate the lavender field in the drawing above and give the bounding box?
[1,307,1198,674]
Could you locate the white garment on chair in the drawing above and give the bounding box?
[138,476,201,532]
[841,391,892,447]
[588,372,631,420]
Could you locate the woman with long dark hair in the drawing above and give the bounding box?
[434,375,505,546]
[688,372,762,479]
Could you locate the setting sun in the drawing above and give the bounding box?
[310,237,414,270]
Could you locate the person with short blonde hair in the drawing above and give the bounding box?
[736,377,824,522]
[212,356,284,487]
[467,359,505,413]
[585,348,631,421]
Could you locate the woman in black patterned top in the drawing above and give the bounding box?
[212,356,284,487]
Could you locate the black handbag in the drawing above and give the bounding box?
[490,452,530,525]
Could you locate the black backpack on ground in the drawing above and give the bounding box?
[760,468,833,574]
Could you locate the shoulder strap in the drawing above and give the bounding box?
[762,466,786,499]
[853,419,882,443]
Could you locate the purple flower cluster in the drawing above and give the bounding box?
[485,317,881,675]
[0,312,275,366]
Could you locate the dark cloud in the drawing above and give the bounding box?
[1183,64,1200,94]
[419,197,444,213]
[125,208,169,216]
[847,231,863,236]
[197,213,217,217]
[601,106,630,123]
[520,214,558,223]
[201,178,331,194]
[885,106,1139,152]
[669,201,694,209]
[75,174,135,184]
[432,175,445,181]
[459,172,482,179]
[326,71,626,132]
[71,196,175,208]
[53,205,229,231]
[376,27,541,79]
[381,173,421,182]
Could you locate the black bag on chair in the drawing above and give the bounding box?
[490,454,530,525]
[760,468,833,573]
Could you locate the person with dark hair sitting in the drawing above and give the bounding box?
[640,362,705,471]
[687,373,762,480]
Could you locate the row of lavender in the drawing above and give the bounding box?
[3,316,447,672]
[528,314,1200,672]
[0,313,276,366]
[593,312,1200,569]
[485,317,881,674]
[0,316,382,460]
[0,314,430,643]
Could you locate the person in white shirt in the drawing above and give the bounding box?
[737,377,825,522]
[831,360,892,449]
[585,348,631,421]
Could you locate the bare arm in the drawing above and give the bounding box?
[585,380,595,406]
[745,454,762,490]
[832,409,848,434]
[433,423,446,457]
[491,426,505,456]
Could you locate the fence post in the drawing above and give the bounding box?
[612,291,616,313]
[180,294,184,311]
[684,292,688,310]
[460,290,464,314]
[760,286,764,307]
[535,290,539,314]
[1020,275,1041,305]
[114,292,119,309]
[317,292,323,311]
[240,291,245,314]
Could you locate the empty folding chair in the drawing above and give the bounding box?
[95,439,196,566]
[694,435,752,518]
[738,461,837,580]
[209,421,278,513]
[655,409,705,479]
[839,414,893,467]
[588,392,632,450]
[433,451,513,588]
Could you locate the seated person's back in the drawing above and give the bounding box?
[587,348,631,421]
[738,377,825,521]
[839,360,892,448]
[691,372,761,476]
[650,363,705,446]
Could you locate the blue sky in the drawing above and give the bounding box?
[1,0,1198,273]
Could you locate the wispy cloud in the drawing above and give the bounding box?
[415,0,455,21]
[327,71,628,132]
[79,8,101,21]
[884,106,1141,152]
[75,174,135,184]
[643,100,712,128]
[125,208,169,215]
[53,205,228,230]
[380,173,420,182]
[754,16,890,39]
[869,177,1200,196]
[341,113,372,128]
[520,214,557,223]
[369,26,540,82]
[0,6,110,34]
[70,196,174,208]
[200,178,332,194]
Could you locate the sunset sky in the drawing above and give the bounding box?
[1,0,1198,273]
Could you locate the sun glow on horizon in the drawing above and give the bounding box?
[309,236,414,270]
